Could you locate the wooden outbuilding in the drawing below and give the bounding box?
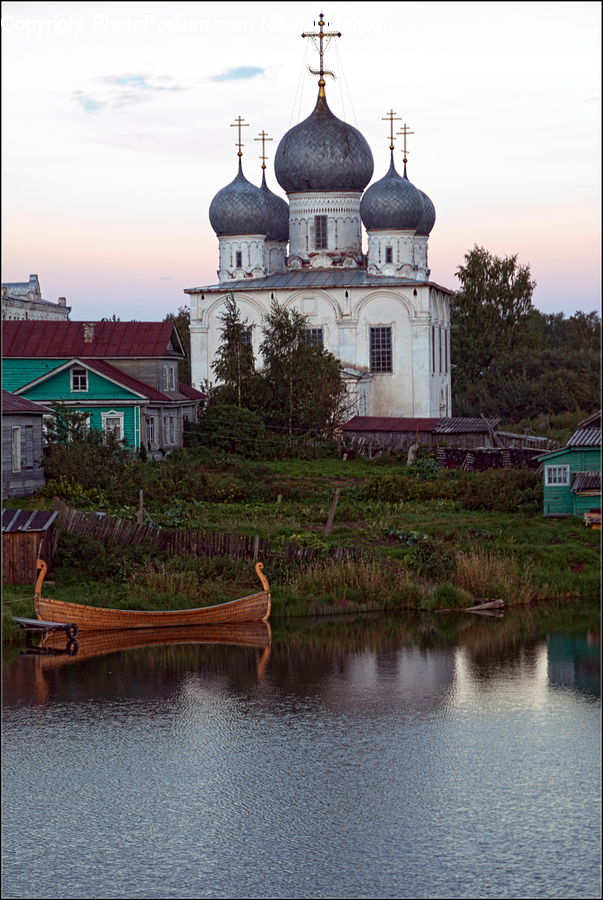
[2,509,58,585]
[341,416,501,457]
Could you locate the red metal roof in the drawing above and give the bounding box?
[2,390,53,415]
[2,321,184,359]
[178,382,207,400]
[343,416,440,433]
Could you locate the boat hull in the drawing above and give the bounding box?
[36,590,271,630]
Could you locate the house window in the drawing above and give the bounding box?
[385,246,393,264]
[370,326,393,373]
[102,411,124,441]
[146,415,157,447]
[71,366,88,392]
[235,251,243,268]
[163,414,176,445]
[11,426,21,472]
[545,465,570,486]
[303,327,324,347]
[314,215,328,250]
[23,426,34,469]
[162,364,176,392]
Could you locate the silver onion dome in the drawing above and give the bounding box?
[360,154,424,231]
[416,189,436,236]
[209,160,269,236]
[260,171,289,242]
[274,92,374,193]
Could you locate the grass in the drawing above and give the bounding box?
[3,453,599,629]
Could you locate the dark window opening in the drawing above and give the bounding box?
[385,246,393,264]
[314,215,328,250]
[235,251,243,268]
[303,327,324,347]
[370,326,393,373]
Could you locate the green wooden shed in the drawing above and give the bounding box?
[537,411,601,518]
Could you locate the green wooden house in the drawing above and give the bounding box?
[537,411,601,518]
[2,321,205,458]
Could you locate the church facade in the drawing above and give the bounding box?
[186,15,452,418]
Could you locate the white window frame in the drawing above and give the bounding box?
[101,410,124,441]
[545,464,570,486]
[369,325,393,374]
[162,364,176,392]
[71,366,88,392]
[146,415,157,447]
[11,426,21,472]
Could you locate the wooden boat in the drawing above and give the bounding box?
[435,598,505,614]
[33,558,271,630]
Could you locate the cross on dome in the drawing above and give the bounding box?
[301,12,341,96]
[230,115,249,158]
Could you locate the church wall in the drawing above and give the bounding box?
[288,192,362,262]
[188,282,451,417]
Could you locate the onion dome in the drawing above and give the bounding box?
[275,92,374,193]
[260,171,289,242]
[360,153,424,231]
[209,160,268,236]
[416,189,436,236]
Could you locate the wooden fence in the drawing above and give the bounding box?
[52,499,361,568]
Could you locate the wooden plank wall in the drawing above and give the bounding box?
[2,530,54,586]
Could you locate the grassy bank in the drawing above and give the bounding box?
[3,453,599,638]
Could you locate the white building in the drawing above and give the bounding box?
[186,16,452,418]
[2,274,71,321]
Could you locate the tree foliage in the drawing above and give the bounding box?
[451,245,536,397]
[258,300,347,435]
[211,295,257,408]
[451,246,600,420]
[163,305,191,386]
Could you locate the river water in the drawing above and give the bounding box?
[2,605,600,900]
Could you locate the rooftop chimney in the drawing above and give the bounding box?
[58,297,67,306]
[83,322,95,343]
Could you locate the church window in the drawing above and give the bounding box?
[71,366,88,392]
[240,327,252,347]
[235,251,243,268]
[431,326,435,374]
[314,215,328,250]
[444,328,449,372]
[303,327,324,347]
[370,326,392,373]
[385,246,393,264]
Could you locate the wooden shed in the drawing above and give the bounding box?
[341,416,501,457]
[2,509,58,585]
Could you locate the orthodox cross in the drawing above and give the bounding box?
[382,109,401,151]
[230,115,249,158]
[254,130,273,170]
[397,123,415,166]
[302,12,341,91]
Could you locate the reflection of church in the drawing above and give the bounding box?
[186,14,452,417]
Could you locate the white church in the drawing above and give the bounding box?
[186,14,452,418]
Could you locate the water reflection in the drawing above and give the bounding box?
[2,604,600,900]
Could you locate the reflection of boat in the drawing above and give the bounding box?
[33,558,271,629]
[37,621,272,659]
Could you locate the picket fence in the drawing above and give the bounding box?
[52,499,360,566]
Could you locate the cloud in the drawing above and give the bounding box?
[159,276,175,280]
[212,66,264,83]
[72,74,185,113]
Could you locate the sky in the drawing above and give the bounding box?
[2,1,601,321]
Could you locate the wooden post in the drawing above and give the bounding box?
[136,490,144,525]
[253,534,260,562]
[324,488,341,535]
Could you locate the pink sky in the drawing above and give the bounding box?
[2,1,600,321]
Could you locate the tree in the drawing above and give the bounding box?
[451,245,536,403]
[44,404,92,443]
[258,300,347,435]
[211,295,257,408]
[163,305,191,385]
